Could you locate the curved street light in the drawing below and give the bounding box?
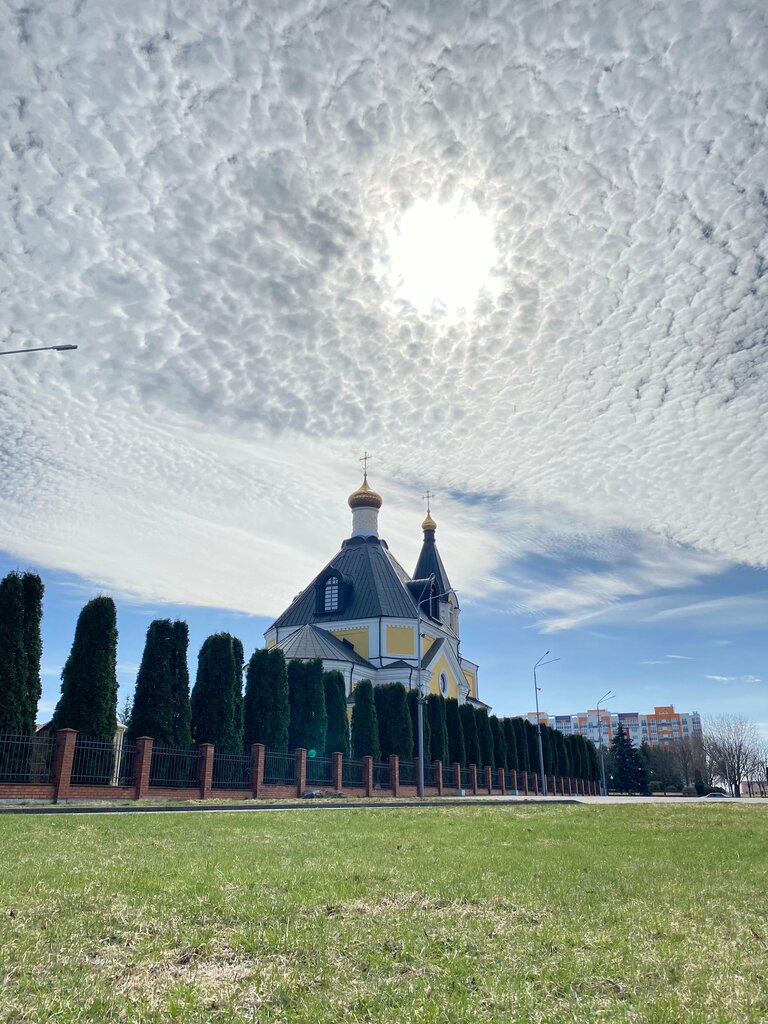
[596,689,616,796]
[1,344,78,356]
[534,652,561,796]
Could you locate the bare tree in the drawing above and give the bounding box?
[703,715,763,797]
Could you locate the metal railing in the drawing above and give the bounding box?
[399,759,416,786]
[423,761,437,788]
[212,752,251,790]
[71,736,118,786]
[342,758,365,788]
[263,750,296,786]
[116,742,136,785]
[305,756,333,787]
[460,767,473,789]
[0,731,55,784]
[150,746,200,788]
[372,761,391,789]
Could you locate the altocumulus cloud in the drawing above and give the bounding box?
[0,0,766,619]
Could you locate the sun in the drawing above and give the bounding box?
[386,198,499,317]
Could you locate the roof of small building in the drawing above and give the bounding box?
[275,623,376,669]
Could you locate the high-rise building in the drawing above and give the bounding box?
[527,705,701,747]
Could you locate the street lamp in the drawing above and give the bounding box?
[0,344,78,356]
[533,652,560,796]
[596,690,615,796]
[414,574,454,798]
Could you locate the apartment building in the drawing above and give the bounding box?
[527,705,702,747]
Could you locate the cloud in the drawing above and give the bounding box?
[1,1,766,619]
[665,655,694,660]
[705,674,762,684]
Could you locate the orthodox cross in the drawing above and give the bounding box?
[359,450,372,478]
[422,489,435,514]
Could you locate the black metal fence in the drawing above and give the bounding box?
[212,752,251,790]
[342,758,365,788]
[0,731,55,784]
[305,755,333,787]
[150,745,200,788]
[372,761,391,789]
[460,767,473,789]
[263,750,296,786]
[423,761,437,788]
[70,737,116,786]
[399,760,416,786]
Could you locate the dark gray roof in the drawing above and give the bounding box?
[270,536,420,630]
[421,637,446,670]
[275,623,375,669]
[413,530,453,599]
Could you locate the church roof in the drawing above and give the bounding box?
[270,535,419,630]
[275,623,375,668]
[413,531,453,598]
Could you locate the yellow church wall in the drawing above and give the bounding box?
[421,634,435,656]
[386,625,415,656]
[462,668,476,698]
[330,627,370,660]
[429,655,459,698]
[266,637,276,650]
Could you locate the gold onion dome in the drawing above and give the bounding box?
[348,473,383,510]
[422,511,437,531]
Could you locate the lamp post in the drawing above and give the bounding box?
[596,690,615,796]
[533,652,560,796]
[415,575,454,798]
[0,344,78,356]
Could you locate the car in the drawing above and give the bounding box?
[702,791,729,798]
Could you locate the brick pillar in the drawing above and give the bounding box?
[521,770,528,795]
[296,748,307,797]
[568,776,573,796]
[498,768,506,794]
[390,754,400,797]
[363,755,373,796]
[251,743,265,798]
[453,762,462,793]
[511,769,517,793]
[469,764,478,795]
[199,743,214,799]
[435,761,443,796]
[332,752,343,791]
[481,765,490,794]
[134,736,154,799]
[53,728,77,803]
[533,772,539,795]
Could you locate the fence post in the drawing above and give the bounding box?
[435,760,443,796]
[498,768,506,794]
[332,752,343,791]
[363,755,373,796]
[251,743,265,798]
[52,728,77,803]
[533,772,539,795]
[453,762,462,793]
[133,736,154,799]
[484,765,493,794]
[295,748,307,797]
[469,764,478,795]
[511,769,518,793]
[199,743,214,799]
[568,776,573,796]
[390,754,400,797]
[414,756,420,790]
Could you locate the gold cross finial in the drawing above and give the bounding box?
[422,490,435,513]
[359,450,372,480]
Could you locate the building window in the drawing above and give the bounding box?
[439,672,448,696]
[324,575,339,612]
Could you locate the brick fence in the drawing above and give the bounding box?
[0,729,600,803]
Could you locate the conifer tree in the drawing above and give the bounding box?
[476,708,494,767]
[127,619,175,745]
[489,715,506,770]
[524,719,539,772]
[0,572,28,733]
[586,739,600,781]
[323,670,350,756]
[503,718,518,773]
[351,679,380,760]
[52,596,118,739]
[373,684,391,758]
[541,724,554,775]
[427,693,448,765]
[169,621,192,748]
[287,658,327,754]
[386,683,413,760]
[512,717,529,773]
[190,633,242,752]
[445,697,465,767]
[406,688,430,763]
[610,724,646,793]
[554,730,571,776]
[459,703,480,766]
[21,573,43,733]
[232,637,244,753]
[243,648,290,751]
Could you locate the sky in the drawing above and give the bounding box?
[1,0,766,734]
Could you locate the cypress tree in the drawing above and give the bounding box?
[232,637,244,753]
[524,719,539,772]
[476,708,494,767]
[52,596,118,739]
[0,573,29,733]
[586,739,600,781]
[351,679,380,760]
[373,684,391,757]
[323,670,350,756]
[406,688,430,763]
[459,703,480,767]
[169,621,192,748]
[555,730,571,777]
[542,725,555,774]
[502,718,518,772]
[243,648,289,751]
[512,718,529,773]
[190,633,242,752]
[427,693,448,764]
[21,573,43,732]
[387,683,413,760]
[127,619,175,745]
[490,716,506,771]
[445,697,465,767]
[287,659,327,754]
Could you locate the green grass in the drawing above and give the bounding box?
[1,804,766,1023]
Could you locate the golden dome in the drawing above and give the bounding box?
[348,473,383,510]
[422,511,437,531]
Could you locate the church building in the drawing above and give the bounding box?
[264,471,482,707]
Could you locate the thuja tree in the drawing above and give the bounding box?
[127,620,176,745]
[512,718,529,773]
[427,693,448,765]
[169,621,192,748]
[0,571,44,733]
[406,688,430,763]
[489,716,506,771]
[351,679,380,760]
[502,718,518,773]
[323,670,350,756]
[287,659,327,754]
[386,683,413,760]
[476,708,494,768]
[232,637,244,751]
[243,648,289,751]
[524,719,539,772]
[459,703,480,767]
[445,697,465,767]
[554,729,571,777]
[373,684,391,757]
[52,596,118,739]
[191,633,243,752]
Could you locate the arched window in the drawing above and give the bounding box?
[439,672,449,696]
[324,575,340,613]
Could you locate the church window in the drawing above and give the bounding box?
[440,672,448,696]
[324,575,340,612]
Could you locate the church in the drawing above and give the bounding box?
[264,468,483,708]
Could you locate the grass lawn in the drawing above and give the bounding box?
[1,804,766,1023]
